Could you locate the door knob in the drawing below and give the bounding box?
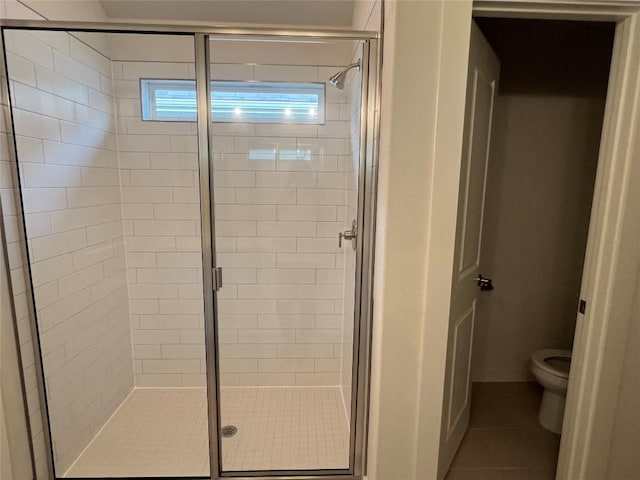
[338,220,357,250]
[474,274,494,291]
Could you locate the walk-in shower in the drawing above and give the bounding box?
[0,20,379,480]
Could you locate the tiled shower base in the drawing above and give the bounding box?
[64,386,350,477]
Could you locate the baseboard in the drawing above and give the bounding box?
[472,367,534,382]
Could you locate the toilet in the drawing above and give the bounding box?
[530,349,572,434]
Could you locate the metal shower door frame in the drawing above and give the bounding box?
[201,33,380,480]
[0,20,380,480]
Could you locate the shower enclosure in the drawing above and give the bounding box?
[0,19,378,480]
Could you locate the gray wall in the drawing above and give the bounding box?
[472,19,614,381]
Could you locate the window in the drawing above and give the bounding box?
[248,148,312,161]
[141,80,196,121]
[141,79,325,124]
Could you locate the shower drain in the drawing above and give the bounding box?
[221,425,238,438]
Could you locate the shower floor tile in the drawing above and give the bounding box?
[63,386,349,477]
[221,386,350,472]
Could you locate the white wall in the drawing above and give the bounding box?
[109,35,353,67]
[113,37,357,388]
[109,40,205,388]
[4,28,134,473]
[11,0,107,20]
[0,148,33,480]
[209,59,353,389]
[1,0,110,58]
[367,1,473,479]
[368,4,640,480]
[0,22,50,480]
[1,2,113,478]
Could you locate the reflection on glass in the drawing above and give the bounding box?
[5,30,208,478]
[140,79,325,123]
[248,148,312,161]
[1,240,34,480]
[211,38,364,473]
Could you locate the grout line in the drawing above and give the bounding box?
[220,384,343,389]
[135,385,206,390]
[8,74,116,116]
[110,53,140,399]
[114,60,354,69]
[14,1,112,62]
[61,386,136,478]
[64,386,349,474]
[338,384,350,428]
[134,385,343,390]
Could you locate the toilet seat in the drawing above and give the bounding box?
[531,349,571,379]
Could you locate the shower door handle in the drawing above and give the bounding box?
[212,267,223,291]
[338,220,357,250]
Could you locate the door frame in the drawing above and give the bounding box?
[432,2,640,479]
[0,20,380,480]
[437,20,501,477]
[199,33,381,480]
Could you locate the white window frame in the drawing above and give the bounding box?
[140,78,326,124]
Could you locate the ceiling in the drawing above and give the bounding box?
[100,0,356,27]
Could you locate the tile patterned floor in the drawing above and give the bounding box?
[221,386,349,472]
[445,382,561,480]
[64,386,349,477]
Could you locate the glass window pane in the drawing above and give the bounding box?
[141,79,325,124]
[212,81,325,123]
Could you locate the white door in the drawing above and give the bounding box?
[437,21,500,479]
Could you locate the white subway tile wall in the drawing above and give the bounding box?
[115,58,356,388]
[0,35,49,480]
[4,30,133,474]
[2,29,362,474]
[113,57,206,388]
[214,63,353,389]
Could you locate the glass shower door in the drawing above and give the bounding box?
[2,22,377,480]
[208,36,367,475]
[3,29,211,478]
